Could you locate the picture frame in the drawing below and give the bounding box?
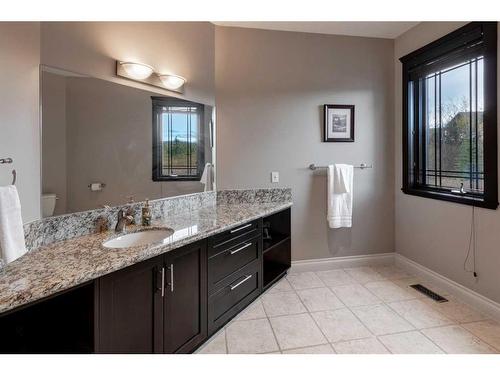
[324,104,355,142]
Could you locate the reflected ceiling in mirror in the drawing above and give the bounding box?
[40,65,215,217]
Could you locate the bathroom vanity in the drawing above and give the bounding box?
[0,63,293,354]
[0,191,291,354]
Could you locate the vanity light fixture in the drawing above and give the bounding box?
[116,61,186,93]
[119,62,154,80]
[159,74,186,90]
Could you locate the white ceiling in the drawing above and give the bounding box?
[213,22,419,39]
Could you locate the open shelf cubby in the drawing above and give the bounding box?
[262,208,291,290]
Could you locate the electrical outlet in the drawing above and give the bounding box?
[271,171,279,183]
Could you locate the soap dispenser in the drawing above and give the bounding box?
[142,199,152,226]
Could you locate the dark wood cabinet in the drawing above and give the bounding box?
[97,239,207,354]
[208,231,261,292]
[97,256,163,353]
[208,260,262,334]
[0,209,291,354]
[207,219,264,335]
[163,240,207,353]
[0,282,96,353]
[262,208,291,290]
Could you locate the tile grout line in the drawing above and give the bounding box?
[424,324,498,354]
[418,327,452,354]
[380,298,421,329]
[271,275,333,352]
[294,285,346,313]
[325,283,382,308]
[224,327,229,354]
[460,323,500,353]
[373,336,393,354]
[339,288,419,339]
[281,343,337,354]
[260,293,284,353]
[306,310,333,349]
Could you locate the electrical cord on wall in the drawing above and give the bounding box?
[463,204,478,279]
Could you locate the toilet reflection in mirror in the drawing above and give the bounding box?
[40,65,216,217]
[41,193,57,218]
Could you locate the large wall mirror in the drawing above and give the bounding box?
[40,66,216,217]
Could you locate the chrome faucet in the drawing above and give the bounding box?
[115,207,134,233]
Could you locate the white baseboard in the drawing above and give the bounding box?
[395,253,500,322]
[291,252,395,273]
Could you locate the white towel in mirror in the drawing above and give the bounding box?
[200,163,213,191]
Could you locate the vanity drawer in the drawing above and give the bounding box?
[208,234,261,291]
[208,260,261,335]
[210,219,261,249]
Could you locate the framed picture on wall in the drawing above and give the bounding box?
[324,104,355,142]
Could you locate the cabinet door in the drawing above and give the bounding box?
[98,256,163,353]
[164,240,208,353]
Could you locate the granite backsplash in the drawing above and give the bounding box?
[22,188,291,252]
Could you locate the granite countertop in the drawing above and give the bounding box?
[0,201,291,315]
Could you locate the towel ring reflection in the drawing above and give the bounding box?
[0,157,16,185]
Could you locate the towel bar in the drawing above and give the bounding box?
[1,157,16,185]
[308,163,372,170]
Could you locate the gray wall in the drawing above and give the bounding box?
[395,22,500,303]
[41,72,67,215]
[215,26,395,261]
[0,22,40,222]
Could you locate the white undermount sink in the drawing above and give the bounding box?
[103,228,174,249]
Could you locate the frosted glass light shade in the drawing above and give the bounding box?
[159,74,186,90]
[120,62,154,80]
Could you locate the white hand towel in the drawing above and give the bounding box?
[200,163,213,191]
[0,185,27,264]
[327,164,354,229]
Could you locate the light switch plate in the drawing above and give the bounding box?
[271,171,279,183]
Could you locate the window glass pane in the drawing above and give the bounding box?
[159,104,201,177]
[170,111,189,175]
[189,112,198,176]
[422,57,484,193]
[161,112,170,175]
[425,76,436,186]
[476,59,484,192]
[408,81,415,183]
[440,61,471,190]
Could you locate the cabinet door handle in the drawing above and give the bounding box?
[161,267,165,297]
[168,264,174,292]
[229,242,252,255]
[230,223,252,234]
[230,274,252,291]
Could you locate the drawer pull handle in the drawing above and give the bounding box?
[230,223,252,234]
[229,242,252,255]
[230,274,252,291]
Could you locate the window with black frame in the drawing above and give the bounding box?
[152,97,205,181]
[400,22,498,209]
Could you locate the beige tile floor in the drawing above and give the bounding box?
[196,264,500,354]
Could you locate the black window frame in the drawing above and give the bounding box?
[152,96,205,182]
[400,22,498,209]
